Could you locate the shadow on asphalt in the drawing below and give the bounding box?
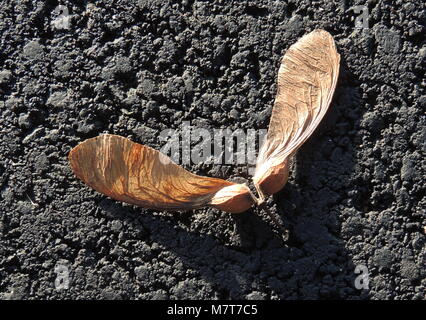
[98,57,371,299]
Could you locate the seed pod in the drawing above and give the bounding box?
[209,184,254,213]
[253,160,290,197]
[68,29,340,215]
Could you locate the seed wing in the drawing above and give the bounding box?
[69,134,235,210]
[254,29,340,195]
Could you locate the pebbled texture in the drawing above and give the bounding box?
[0,0,425,300]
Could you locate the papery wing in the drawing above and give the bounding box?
[69,134,235,210]
[253,29,340,195]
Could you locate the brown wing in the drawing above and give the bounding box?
[253,29,340,196]
[69,134,236,210]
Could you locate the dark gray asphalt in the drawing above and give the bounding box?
[0,0,425,299]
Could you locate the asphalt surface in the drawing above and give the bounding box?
[0,0,425,299]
